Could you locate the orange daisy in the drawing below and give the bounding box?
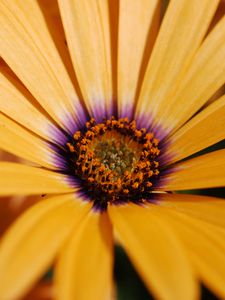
[0,1,225,299]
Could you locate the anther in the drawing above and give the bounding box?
[66,117,160,208]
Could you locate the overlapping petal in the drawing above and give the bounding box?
[135,0,219,133]
[109,203,198,300]
[0,0,85,131]
[55,212,113,300]
[165,95,225,163]
[156,193,225,227]
[0,194,91,300]
[58,0,112,120]
[160,149,225,190]
[152,205,225,299]
[0,68,56,141]
[0,113,56,169]
[161,14,225,134]
[0,163,73,195]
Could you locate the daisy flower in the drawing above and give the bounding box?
[0,0,225,299]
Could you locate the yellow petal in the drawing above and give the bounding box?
[160,149,225,190]
[0,0,85,131]
[135,0,219,133]
[0,113,55,169]
[154,206,225,299]
[38,0,82,98]
[157,193,225,227]
[0,68,61,142]
[55,212,113,300]
[58,0,112,120]
[165,95,225,163]
[117,0,159,118]
[0,162,73,196]
[0,194,91,300]
[109,203,198,300]
[158,15,225,134]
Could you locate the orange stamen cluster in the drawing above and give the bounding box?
[66,117,160,207]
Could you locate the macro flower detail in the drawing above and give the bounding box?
[0,0,225,300]
[63,117,161,210]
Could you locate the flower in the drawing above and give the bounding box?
[0,0,225,299]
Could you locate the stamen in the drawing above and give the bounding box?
[66,117,160,209]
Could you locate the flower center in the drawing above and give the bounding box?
[66,117,160,210]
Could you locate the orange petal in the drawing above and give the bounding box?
[58,0,112,119]
[0,194,91,300]
[109,203,198,300]
[37,0,82,99]
[165,95,225,163]
[117,0,159,117]
[154,206,225,299]
[0,68,56,142]
[55,212,113,300]
[0,113,56,169]
[157,193,225,227]
[136,0,219,134]
[0,162,73,195]
[0,0,84,130]
[159,15,225,134]
[160,149,225,190]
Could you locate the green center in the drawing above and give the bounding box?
[94,138,137,175]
